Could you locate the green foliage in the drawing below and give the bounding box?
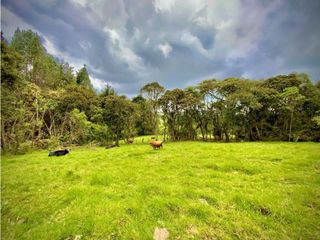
[278,87,306,141]
[35,54,61,88]
[10,28,43,64]
[60,63,77,85]
[132,95,154,135]
[1,80,39,152]
[160,88,203,140]
[102,95,137,145]
[1,28,320,153]
[87,123,109,145]
[278,87,305,109]
[100,84,116,97]
[140,82,165,102]
[140,82,165,134]
[60,85,97,119]
[76,65,93,89]
[68,109,91,144]
[1,30,105,152]
[1,33,22,86]
[312,115,320,126]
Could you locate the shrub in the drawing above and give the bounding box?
[15,141,33,155]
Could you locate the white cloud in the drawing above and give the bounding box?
[151,0,263,60]
[79,41,92,50]
[132,28,141,40]
[90,77,108,91]
[1,7,35,40]
[89,71,124,92]
[43,36,108,91]
[104,27,146,74]
[42,36,84,70]
[4,0,318,95]
[90,76,126,92]
[241,72,253,79]
[180,31,209,57]
[73,0,129,30]
[107,28,121,45]
[156,0,282,61]
[69,0,87,7]
[153,0,176,13]
[158,43,173,58]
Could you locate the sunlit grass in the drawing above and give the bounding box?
[2,142,320,239]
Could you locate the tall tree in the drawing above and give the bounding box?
[10,28,44,84]
[76,64,93,89]
[132,95,154,136]
[100,84,116,97]
[59,85,98,120]
[1,32,22,86]
[101,95,137,146]
[140,82,165,134]
[159,89,186,141]
[278,87,305,141]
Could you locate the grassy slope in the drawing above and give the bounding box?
[1,142,320,239]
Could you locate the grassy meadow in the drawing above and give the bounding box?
[1,141,320,239]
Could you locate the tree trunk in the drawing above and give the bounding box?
[200,124,205,141]
[153,106,158,135]
[289,110,293,142]
[255,125,261,141]
[162,126,166,142]
[1,120,6,151]
[115,132,120,147]
[224,128,229,142]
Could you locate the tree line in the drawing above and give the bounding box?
[1,29,320,153]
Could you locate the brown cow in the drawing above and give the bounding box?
[150,141,163,150]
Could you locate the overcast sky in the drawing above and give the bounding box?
[2,0,320,95]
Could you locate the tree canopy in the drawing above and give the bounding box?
[1,29,320,153]
[76,65,93,89]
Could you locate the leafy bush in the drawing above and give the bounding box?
[15,141,33,155]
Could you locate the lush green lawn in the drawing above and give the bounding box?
[1,142,320,239]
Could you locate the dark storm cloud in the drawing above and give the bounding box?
[2,0,320,95]
[236,0,320,80]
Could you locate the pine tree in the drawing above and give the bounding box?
[76,64,93,89]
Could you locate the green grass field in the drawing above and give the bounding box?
[1,142,320,239]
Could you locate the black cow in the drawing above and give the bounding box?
[48,149,71,157]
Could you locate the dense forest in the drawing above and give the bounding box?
[1,29,320,153]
